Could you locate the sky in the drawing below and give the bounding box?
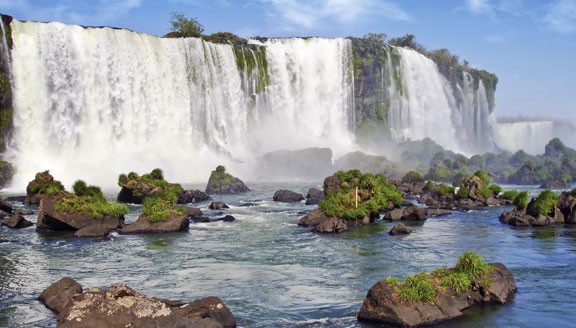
[0,0,574,120]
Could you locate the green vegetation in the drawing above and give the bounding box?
[28,171,65,196]
[571,188,576,197]
[489,184,502,195]
[437,184,455,197]
[54,192,129,219]
[386,251,495,303]
[423,180,434,191]
[476,186,491,199]
[456,186,469,199]
[233,45,270,94]
[165,12,203,38]
[532,190,558,216]
[142,197,172,223]
[402,170,424,184]
[206,165,236,190]
[319,170,402,221]
[474,169,491,185]
[513,191,529,210]
[501,190,519,200]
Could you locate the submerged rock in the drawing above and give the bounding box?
[39,278,234,328]
[389,223,412,235]
[273,190,304,203]
[209,202,229,210]
[358,263,516,327]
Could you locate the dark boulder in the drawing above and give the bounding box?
[176,296,237,328]
[1,213,33,229]
[0,199,13,214]
[36,196,124,232]
[358,263,516,327]
[25,170,65,205]
[177,206,204,218]
[116,186,145,204]
[305,187,325,205]
[298,208,330,227]
[178,189,211,204]
[38,277,83,316]
[384,208,404,220]
[209,202,229,210]
[214,215,236,222]
[323,175,342,196]
[313,216,348,233]
[389,223,412,235]
[383,206,426,221]
[40,279,224,328]
[190,216,210,223]
[119,213,189,234]
[273,189,304,203]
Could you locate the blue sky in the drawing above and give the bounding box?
[0,0,574,119]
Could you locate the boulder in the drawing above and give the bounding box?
[357,263,517,327]
[298,208,330,227]
[119,213,189,234]
[424,208,452,217]
[40,279,225,328]
[323,175,342,196]
[313,216,348,233]
[214,215,236,222]
[205,166,249,195]
[74,225,114,238]
[38,277,83,315]
[383,208,404,220]
[116,186,145,204]
[305,188,325,205]
[389,223,412,235]
[0,199,13,214]
[273,190,304,203]
[1,213,33,229]
[25,171,65,205]
[36,196,124,232]
[176,296,237,328]
[178,189,211,204]
[401,206,427,221]
[177,206,204,218]
[209,202,229,210]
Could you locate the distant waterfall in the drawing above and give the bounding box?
[495,120,576,154]
[6,21,355,190]
[387,47,496,154]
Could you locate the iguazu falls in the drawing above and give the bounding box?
[0,2,575,327]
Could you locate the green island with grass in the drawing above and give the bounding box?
[53,180,129,219]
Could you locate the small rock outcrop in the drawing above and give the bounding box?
[205,166,249,195]
[117,169,182,204]
[39,278,235,328]
[25,170,65,205]
[209,202,229,210]
[120,213,190,234]
[305,188,324,205]
[178,189,211,204]
[389,223,412,235]
[358,254,516,327]
[500,189,573,227]
[383,205,427,221]
[273,190,304,203]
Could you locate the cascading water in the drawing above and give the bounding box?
[5,21,356,190]
[495,120,576,154]
[387,47,496,154]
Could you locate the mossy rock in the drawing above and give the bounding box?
[205,166,249,195]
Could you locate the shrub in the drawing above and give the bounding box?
[423,180,434,191]
[454,251,494,280]
[395,272,436,304]
[402,171,424,184]
[501,190,519,200]
[73,180,104,200]
[167,12,204,38]
[54,193,129,219]
[476,186,491,199]
[456,186,469,199]
[150,168,164,180]
[437,184,455,196]
[532,190,558,216]
[513,191,529,210]
[474,169,491,185]
[489,184,502,195]
[142,197,172,223]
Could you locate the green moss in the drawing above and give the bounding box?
[532,190,558,216]
[474,169,491,185]
[437,184,455,196]
[29,171,65,196]
[489,184,502,195]
[319,170,402,221]
[476,186,491,198]
[456,186,469,199]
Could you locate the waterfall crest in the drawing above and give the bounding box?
[6,21,356,189]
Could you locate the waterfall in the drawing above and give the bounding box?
[5,21,356,190]
[495,120,576,155]
[386,47,496,154]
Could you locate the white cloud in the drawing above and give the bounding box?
[260,0,411,31]
[466,0,493,14]
[544,0,576,33]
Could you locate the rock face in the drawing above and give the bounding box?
[120,213,189,234]
[357,263,517,327]
[37,196,124,232]
[305,188,324,205]
[39,278,235,328]
[205,166,250,195]
[273,190,304,203]
[1,213,33,228]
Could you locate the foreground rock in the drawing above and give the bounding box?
[1,213,33,229]
[273,190,304,203]
[205,166,249,195]
[358,262,517,327]
[389,223,412,235]
[39,277,236,328]
[120,213,189,234]
[37,196,124,232]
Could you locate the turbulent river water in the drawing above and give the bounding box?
[1,183,575,327]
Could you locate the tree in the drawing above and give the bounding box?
[167,12,204,38]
